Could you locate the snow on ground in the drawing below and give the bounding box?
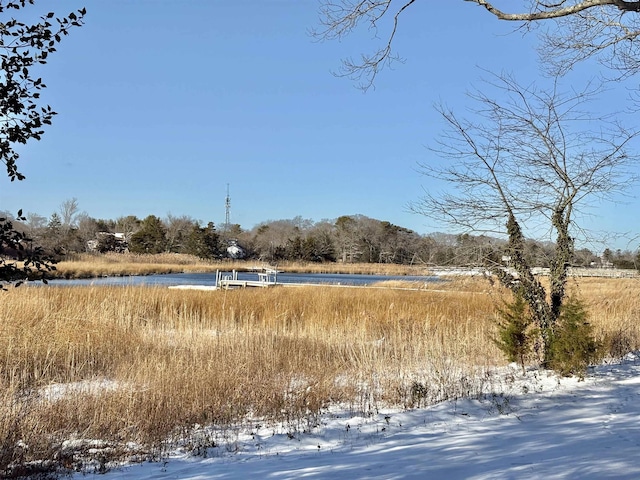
[77,353,640,480]
[39,379,123,402]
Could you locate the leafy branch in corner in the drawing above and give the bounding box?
[1,1,85,285]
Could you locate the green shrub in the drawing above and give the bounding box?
[494,292,535,374]
[547,295,601,378]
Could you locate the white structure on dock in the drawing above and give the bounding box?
[215,269,278,289]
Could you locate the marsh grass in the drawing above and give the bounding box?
[52,253,221,278]
[52,254,431,279]
[1,276,638,474]
[272,260,429,276]
[569,277,640,358]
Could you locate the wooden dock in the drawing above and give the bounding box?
[215,269,278,290]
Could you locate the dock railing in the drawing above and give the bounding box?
[216,269,278,289]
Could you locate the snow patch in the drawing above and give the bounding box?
[39,379,124,402]
[77,353,640,479]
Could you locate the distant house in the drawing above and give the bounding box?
[589,259,614,269]
[87,232,128,253]
[226,240,245,259]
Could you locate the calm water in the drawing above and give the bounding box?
[47,272,441,287]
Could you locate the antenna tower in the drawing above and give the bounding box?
[224,183,231,230]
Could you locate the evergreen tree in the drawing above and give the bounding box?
[129,215,167,254]
[547,295,601,378]
[185,222,219,259]
[47,213,62,234]
[494,291,535,374]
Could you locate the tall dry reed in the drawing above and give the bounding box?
[53,253,221,278]
[0,276,637,474]
[568,277,640,357]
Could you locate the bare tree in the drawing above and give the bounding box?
[25,212,47,231]
[335,215,363,263]
[315,1,640,89]
[75,213,101,245]
[164,214,196,253]
[115,215,140,242]
[251,218,312,262]
[411,73,639,362]
[58,197,80,230]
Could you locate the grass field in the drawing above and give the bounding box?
[1,273,639,476]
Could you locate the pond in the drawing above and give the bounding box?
[47,271,442,288]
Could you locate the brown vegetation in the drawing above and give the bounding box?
[51,254,431,279]
[51,253,221,278]
[0,276,638,475]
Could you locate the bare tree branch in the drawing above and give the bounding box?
[315,0,640,86]
[416,74,638,236]
[313,0,416,90]
[469,0,640,21]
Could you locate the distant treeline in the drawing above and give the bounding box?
[4,206,638,269]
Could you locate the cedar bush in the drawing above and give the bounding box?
[494,291,535,374]
[547,295,601,378]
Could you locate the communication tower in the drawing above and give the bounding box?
[224,183,231,230]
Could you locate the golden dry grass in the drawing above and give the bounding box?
[52,253,222,278]
[273,260,430,276]
[566,277,640,357]
[0,275,638,473]
[52,254,431,279]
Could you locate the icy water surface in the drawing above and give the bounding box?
[47,271,441,287]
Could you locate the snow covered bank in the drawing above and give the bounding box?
[81,353,640,479]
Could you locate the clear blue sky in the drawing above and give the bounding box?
[2,1,638,251]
